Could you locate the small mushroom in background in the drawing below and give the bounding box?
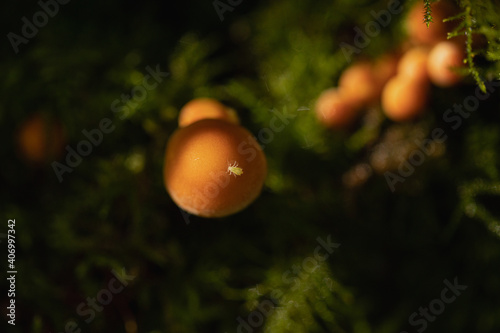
[406,0,458,46]
[427,41,466,87]
[397,47,431,82]
[315,88,363,129]
[16,112,66,166]
[373,52,400,88]
[178,97,240,128]
[338,60,380,106]
[381,75,430,122]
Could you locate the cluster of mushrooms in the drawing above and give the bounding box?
[315,0,474,127]
[163,98,267,218]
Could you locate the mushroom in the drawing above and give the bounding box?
[406,1,458,46]
[382,75,429,122]
[315,88,363,129]
[397,47,431,82]
[164,119,267,218]
[178,98,240,128]
[427,41,465,87]
[17,112,66,165]
[338,61,380,106]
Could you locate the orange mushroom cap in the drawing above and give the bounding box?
[382,75,429,122]
[406,1,458,46]
[164,119,267,218]
[17,113,66,165]
[373,53,400,87]
[178,98,240,128]
[427,41,465,87]
[315,88,363,129]
[398,47,430,82]
[338,61,379,106]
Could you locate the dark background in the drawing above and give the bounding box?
[1,0,500,332]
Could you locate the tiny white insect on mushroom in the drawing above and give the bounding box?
[227,161,243,177]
